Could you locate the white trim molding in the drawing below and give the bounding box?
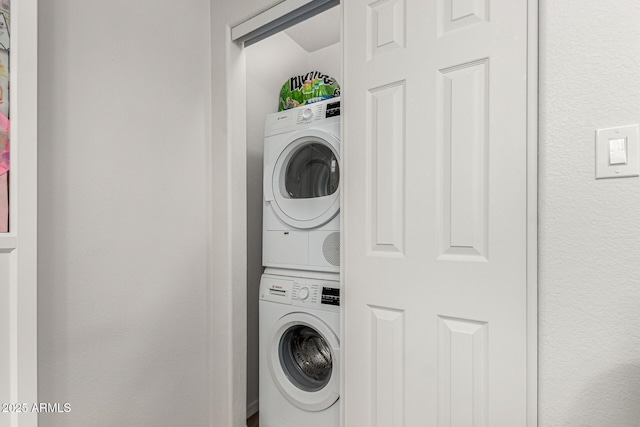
[527,0,539,426]
[2,0,38,426]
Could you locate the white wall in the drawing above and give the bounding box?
[38,1,213,426]
[245,32,341,417]
[539,1,640,425]
[308,42,342,86]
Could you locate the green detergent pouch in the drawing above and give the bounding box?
[279,71,340,111]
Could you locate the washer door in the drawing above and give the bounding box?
[267,312,340,411]
[269,129,340,229]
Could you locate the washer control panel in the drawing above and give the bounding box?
[260,274,340,312]
[293,281,320,304]
[260,277,293,305]
[292,279,340,312]
[320,287,340,306]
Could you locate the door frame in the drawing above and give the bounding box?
[2,1,39,426]
[214,0,538,425]
[526,1,539,425]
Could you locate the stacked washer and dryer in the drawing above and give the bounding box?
[259,98,341,427]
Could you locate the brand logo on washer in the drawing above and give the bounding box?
[276,115,288,121]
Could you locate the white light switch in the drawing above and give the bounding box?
[609,138,627,165]
[596,124,640,179]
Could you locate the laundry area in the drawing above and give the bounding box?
[8,0,640,426]
[244,6,342,425]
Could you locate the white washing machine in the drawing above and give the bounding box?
[263,98,341,273]
[259,269,340,427]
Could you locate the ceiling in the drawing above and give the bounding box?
[284,6,340,52]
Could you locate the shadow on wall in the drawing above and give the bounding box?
[566,362,640,427]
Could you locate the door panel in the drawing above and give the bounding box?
[343,0,532,425]
[366,81,405,255]
[369,305,405,427]
[437,60,488,260]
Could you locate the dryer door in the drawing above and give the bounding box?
[270,129,340,229]
[267,312,340,411]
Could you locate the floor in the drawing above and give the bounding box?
[247,412,259,427]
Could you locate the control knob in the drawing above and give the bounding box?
[298,287,310,301]
[302,108,313,120]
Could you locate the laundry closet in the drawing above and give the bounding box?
[243,6,342,423]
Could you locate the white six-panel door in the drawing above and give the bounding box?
[342,0,534,425]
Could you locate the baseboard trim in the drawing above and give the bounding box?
[247,399,259,418]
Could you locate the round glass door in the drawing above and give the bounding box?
[271,129,341,229]
[285,143,339,200]
[279,325,333,392]
[267,312,340,411]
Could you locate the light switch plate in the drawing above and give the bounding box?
[595,124,640,179]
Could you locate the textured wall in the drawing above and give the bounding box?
[38,1,212,425]
[539,1,640,425]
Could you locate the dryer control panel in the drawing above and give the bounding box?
[264,97,341,137]
[295,103,324,125]
[324,101,341,118]
[260,274,340,313]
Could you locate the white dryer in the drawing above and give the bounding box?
[263,98,341,273]
[259,269,340,427]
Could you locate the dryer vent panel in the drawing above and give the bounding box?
[322,232,340,266]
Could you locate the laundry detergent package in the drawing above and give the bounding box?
[279,71,340,111]
[0,172,7,232]
[0,113,9,233]
[0,112,8,176]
